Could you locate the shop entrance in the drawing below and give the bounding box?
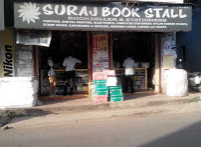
[111,32,156,93]
[38,31,158,98]
[39,31,89,96]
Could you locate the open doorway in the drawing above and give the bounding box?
[112,32,156,92]
[38,31,89,96]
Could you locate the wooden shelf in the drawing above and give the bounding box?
[40,69,90,94]
[114,68,148,90]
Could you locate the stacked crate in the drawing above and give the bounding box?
[93,72,108,103]
[109,85,124,102]
[104,70,124,102]
[92,70,124,102]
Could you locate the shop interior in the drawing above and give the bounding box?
[39,31,89,96]
[112,32,156,92]
[38,31,156,96]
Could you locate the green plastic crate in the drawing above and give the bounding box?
[95,87,108,95]
[109,85,122,95]
[95,87,108,91]
[110,97,123,102]
[108,85,122,89]
[109,89,122,95]
[95,90,108,95]
[110,93,124,102]
[94,80,107,87]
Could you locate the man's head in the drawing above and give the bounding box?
[48,57,52,60]
[124,53,132,59]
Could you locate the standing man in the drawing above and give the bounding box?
[47,57,58,97]
[123,55,135,93]
[63,54,82,96]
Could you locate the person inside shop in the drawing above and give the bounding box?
[122,55,135,93]
[47,57,58,97]
[62,53,82,96]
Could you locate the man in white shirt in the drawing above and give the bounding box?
[62,55,82,96]
[123,56,135,93]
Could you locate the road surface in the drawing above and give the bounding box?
[1,112,201,147]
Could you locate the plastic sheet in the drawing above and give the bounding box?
[165,69,188,97]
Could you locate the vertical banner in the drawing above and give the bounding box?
[0,28,15,77]
[0,0,4,30]
[92,33,109,72]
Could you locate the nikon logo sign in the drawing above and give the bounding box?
[0,28,14,77]
[2,45,14,77]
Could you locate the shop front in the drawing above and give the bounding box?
[10,2,192,101]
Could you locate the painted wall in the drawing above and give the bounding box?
[177,1,201,72]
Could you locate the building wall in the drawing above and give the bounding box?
[176,1,201,72]
[0,37,1,77]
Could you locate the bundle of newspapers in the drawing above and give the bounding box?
[0,77,41,109]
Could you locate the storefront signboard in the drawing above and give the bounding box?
[0,28,15,77]
[14,2,192,32]
[0,0,4,30]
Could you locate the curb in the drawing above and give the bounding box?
[38,98,192,113]
[1,97,193,116]
[0,96,198,127]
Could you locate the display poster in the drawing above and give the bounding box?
[92,33,109,72]
[0,0,4,30]
[17,68,32,76]
[14,2,192,32]
[162,32,176,51]
[0,28,15,77]
[16,30,52,47]
[16,45,33,77]
[162,32,177,58]
[163,55,174,69]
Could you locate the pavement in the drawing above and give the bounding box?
[1,92,201,128]
[36,92,201,113]
[1,92,201,116]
